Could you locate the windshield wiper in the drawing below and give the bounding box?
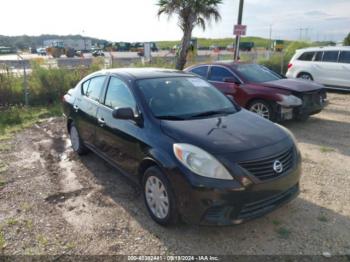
[157,115,188,120]
[188,109,233,118]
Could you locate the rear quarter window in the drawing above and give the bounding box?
[190,66,209,78]
[339,51,350,64]
[298,52,315,61]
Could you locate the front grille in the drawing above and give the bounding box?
[238,184,299,219]
[300,92,322,107]
[239,147,294,181]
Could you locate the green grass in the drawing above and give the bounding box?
[320,146,335,153]
[275,227,291,239]
[0,104,62,140]
[6,218,18,226]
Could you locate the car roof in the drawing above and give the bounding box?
[99,68,191,80]
[296,46,350,52]
[186,61,250,69]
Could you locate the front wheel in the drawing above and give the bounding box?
[143,166,179,226]
[248,100,275,121]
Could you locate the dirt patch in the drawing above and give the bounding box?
[0,92,350,256]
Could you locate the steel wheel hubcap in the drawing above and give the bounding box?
[145,176,169,219]
[70,126,80,151]
[250,103,270,119]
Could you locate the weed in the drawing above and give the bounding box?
[320,146,335,153]
[37,234,48,246]
[21,202,32,212]
[0,231,6,249]
[272,220,281,226]
[65,242,76,250]
[6,218,18,226]
[318,215,329,222]
[0,161,8,174]
[276,227,291,239]
[24,219,33,230]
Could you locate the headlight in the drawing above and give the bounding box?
[173,143,233,180]
[277,94,302,107]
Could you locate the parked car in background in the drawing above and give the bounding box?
[239,42,255,52]
[286,46,350,91]
[92,49,105,57]
[185,62,327,121]
[63,68,301,226]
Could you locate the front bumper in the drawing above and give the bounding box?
[277,94,328,121]
[168,146,302,226]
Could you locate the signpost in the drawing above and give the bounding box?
[234,0,245,61]
[234,24,247,36]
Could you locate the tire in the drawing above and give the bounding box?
[69,123,88,155]
[248,100,275,121]
[296,114,310,122]
[142,166,179,226]
[297,72,313,81]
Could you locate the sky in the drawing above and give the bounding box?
[1,0,349,42]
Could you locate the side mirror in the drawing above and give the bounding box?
[223,77,240,85]
[112,107,136,120]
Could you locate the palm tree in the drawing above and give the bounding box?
[157,0,222,70]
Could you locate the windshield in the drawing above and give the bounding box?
[236,64,281,83]
[137,77,237,120]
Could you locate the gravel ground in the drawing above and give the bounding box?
[0,92,349,256]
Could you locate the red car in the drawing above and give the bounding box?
[185,62,327,121]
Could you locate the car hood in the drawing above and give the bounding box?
[160,109,288,154]
[262,79,324,93]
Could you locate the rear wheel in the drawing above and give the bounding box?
[143,166,179,226]
[248,100,275,121]
[297,72,313,81]
[69,123,88,155]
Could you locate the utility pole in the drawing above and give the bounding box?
[234,0,244,61]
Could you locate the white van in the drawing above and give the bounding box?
[286,46,350,90]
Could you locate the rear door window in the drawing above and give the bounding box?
[339,51,350,64]
[322,51,339,62]
[314,52,323,61]
[190,66,209,78]
[298,52,315,61]
[209,66,235,82]
[83,76,106,102]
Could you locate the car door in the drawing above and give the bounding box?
[94,75,143,178]
[319,51,342,86]
[208,66,241,99]
[73,75,107,146]
[338,51,350,88]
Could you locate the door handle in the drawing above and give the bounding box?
[73,105,79,112]
[98,118,105,126]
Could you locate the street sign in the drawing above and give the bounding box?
[234,24,247,36]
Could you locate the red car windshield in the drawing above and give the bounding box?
[236,64,281,83]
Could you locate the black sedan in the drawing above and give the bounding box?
[63,68,301,226]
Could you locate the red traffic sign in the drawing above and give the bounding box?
[234,24,247,36]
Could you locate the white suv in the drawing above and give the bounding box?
[286,46,350,90]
